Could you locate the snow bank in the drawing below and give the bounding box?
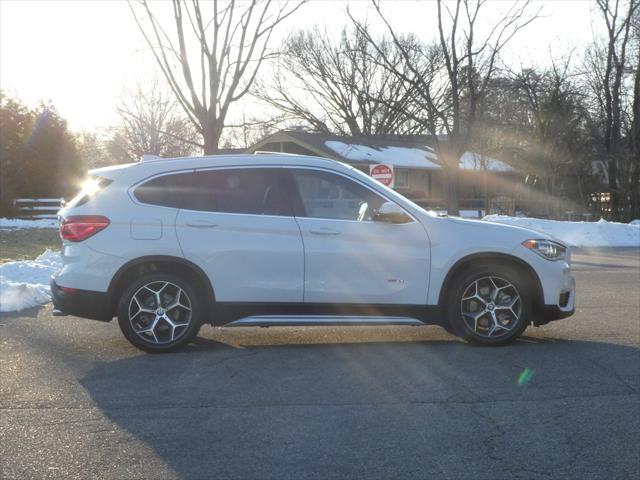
[0,250,61,312]
[0,218,58,229]
[432,209,486,218]
[483,216,640,247]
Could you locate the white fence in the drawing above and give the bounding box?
[13,198,65,219]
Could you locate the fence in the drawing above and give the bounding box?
[13,198,65,219]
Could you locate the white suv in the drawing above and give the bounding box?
[52,154,575,352]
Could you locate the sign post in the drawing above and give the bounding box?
[369,163,394,187]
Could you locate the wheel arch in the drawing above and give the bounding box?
[107,255,215,319]
[437,252,544,312]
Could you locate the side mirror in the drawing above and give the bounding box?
[373,201,412,224]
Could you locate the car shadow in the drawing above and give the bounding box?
[79,328,639,479]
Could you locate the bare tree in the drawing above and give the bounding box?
[128,0,306,154]
[255,26,424,136]
[513,63,594,211]
[107,81,200,163]
[593,0,639,219]
[350,0,538,215]
[76,131,115,168]
[220,112,288,149]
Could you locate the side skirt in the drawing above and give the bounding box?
[210,303,443,327]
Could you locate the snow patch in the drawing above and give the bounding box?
[431,209,486,218]
[0,217,58,229]
[459,151,516,172]
[0,250,61,312]
[324,141,516,173]
[324,141,440,169]
[483,216,640,247]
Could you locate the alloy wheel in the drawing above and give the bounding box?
[460,276,522,338]
[128,281,192,345]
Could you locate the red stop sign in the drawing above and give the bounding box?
[370,163,394,187]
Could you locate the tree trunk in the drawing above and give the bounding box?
[607,155,618,220]
[483,167,489,217]
[202,124,221,155]
[440,143,460,216]
[631,164,640,221]
[446,168,460,216]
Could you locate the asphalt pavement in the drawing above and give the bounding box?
[1,248,639,479]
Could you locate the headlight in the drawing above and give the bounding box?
[522,239,567,261]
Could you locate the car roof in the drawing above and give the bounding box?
[91,153,351,176]
[94,154,355,181]
[146,153,345,169]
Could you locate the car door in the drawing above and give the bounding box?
[174,167,304,303]
[288,168,430,305]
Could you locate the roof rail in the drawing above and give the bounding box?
[141,154,162,162]
[253,150,302,156]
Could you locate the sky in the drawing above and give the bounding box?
[0,0,604,133]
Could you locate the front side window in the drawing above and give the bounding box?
[291,169,386,221]
[134,168,292,216]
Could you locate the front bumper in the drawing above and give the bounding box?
[50,278,113,321]
[535,304,575,325]
[533,271,576,325]
[515,245,576,326]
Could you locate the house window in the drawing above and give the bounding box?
[411,171,432,198]
[395,169,410,188]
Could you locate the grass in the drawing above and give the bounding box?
[0,229,61,262]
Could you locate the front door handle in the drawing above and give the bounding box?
[309,228,341,236]
[186,220,218,229]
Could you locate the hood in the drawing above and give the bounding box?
[444,216,564,245]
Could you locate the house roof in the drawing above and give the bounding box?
[247,130,517,173]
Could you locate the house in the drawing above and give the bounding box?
[246,130,524,214]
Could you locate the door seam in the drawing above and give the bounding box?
[293,215,307,303]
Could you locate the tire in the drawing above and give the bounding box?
[117,272,203,353]
[444,263,531,346]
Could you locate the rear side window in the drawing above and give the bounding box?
[134,168,292,216]
[67,176,113,208]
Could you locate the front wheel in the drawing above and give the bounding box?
[117,273,203,352]
[445,264,531,346]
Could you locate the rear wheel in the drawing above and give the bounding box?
[445,264,531,346]
[117,273,203,352]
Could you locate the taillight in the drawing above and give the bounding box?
[60,215,110,242]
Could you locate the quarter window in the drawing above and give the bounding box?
[134,168,292,216]
[133,172,200,209]
[290,169,386,221]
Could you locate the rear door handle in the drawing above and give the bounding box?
[309,228,341,236]
[186,220,218,229]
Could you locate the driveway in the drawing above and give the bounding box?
[1,248,639,479]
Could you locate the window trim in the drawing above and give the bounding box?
[129,164,416,224]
